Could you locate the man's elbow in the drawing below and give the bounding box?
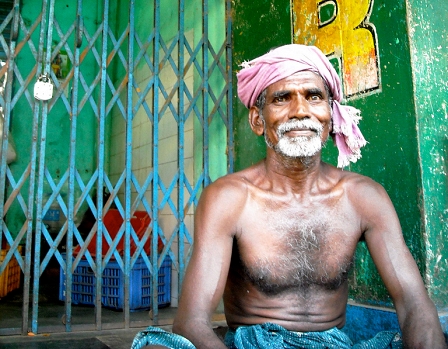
[172,314,210,338]
[172,316,186,336]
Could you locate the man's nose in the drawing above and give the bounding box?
[289,95,310,119]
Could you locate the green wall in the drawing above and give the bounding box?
[232,0,292,172]
[406,0,448,309]
[343,0,423,306]
[232,0,448,310]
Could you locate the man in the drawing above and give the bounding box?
[132,44,447,349]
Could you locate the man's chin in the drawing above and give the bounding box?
[276,152,318,168]
[274,142,322,158]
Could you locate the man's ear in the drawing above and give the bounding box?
[249,106,264,136]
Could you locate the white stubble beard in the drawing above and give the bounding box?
[264,119,326,159]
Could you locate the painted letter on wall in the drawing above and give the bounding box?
[293,0,380,98]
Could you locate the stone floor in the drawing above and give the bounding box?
[0,252,229,349]
[0,273,227,349]
[0,303,227,349]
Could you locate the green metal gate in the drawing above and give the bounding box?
[0,0,232,335]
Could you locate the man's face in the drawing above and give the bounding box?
[259,71,332,159]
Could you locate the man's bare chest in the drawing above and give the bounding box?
[233,201,360,296]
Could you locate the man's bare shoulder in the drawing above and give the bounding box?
[199,163,263,216]
[206,162,263,194]
[327,164,393,217]
[326,164,385,195]
[195,164,264,239]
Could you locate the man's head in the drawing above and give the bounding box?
[252,71,332,161]
[236,44,366,168]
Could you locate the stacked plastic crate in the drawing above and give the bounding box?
[59,210,170,310]
[0,246,22,298]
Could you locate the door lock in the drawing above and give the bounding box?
[34,74,54,101]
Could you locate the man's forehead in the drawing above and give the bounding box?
[266,71,327,92]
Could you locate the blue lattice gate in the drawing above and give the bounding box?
[0,0,232,335]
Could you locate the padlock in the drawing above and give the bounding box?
[34,74,54,101]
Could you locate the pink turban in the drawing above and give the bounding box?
[236,44,367,168]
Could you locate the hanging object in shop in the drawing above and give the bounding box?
[33,74,53,101]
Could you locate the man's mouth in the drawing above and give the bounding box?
[283,128,317,137]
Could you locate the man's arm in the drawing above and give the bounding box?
[357,179,447,348]
[172,177,243,349]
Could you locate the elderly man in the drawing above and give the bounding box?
[132,44,447,349]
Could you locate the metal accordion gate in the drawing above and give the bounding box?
[0,0,233,335]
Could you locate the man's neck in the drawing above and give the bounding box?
[263,149,324,194]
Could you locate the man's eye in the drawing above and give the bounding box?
[309,94,322,101]
[273,96,287,103]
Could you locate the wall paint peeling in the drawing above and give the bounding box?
[406,0,448,309]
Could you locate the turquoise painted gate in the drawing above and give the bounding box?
[0,0,232,335]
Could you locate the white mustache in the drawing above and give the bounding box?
[277,119,323,137]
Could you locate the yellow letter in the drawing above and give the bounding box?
[293,0,380,98]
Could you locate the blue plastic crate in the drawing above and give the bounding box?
[59,254,171,311]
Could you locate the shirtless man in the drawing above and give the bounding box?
[131,45,447,349]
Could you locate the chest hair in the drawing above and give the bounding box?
[233,219,354,296]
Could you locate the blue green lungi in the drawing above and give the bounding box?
[131,322,402,349]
